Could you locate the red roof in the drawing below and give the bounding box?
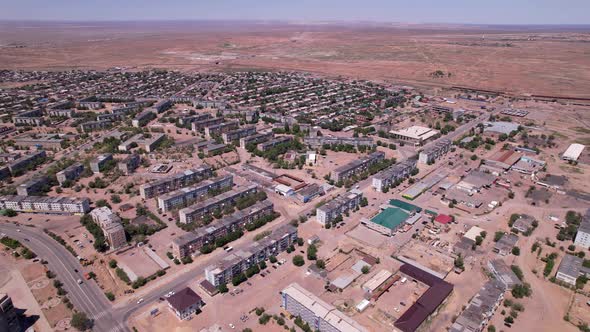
[435,214,453,224]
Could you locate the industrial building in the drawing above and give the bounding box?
[171,200,274,258]
[316,189,363,225]
[139,166,212,199]
[178,185,258,224]
[204,224,297,286]
[0,195,90,214]
[280,283,368,332]
[562,143,585,162]
[331,151,384,183]
[157,175,233,212]
[371,159,417,192]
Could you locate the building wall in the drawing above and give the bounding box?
[575,231,590,249]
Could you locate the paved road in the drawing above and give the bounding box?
[0,222,125,332]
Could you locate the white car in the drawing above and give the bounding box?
[137,298,144,304]
[228,323,235,329]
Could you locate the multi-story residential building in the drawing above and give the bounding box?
[192,100,226,109]
[77,96,104,109]
[132,110,156,128]
[118,133,166,153]
[204,224,297,286]
[0,166,11,181]
[16,176,49,196]
[13,133,66,150]
[574,209,590,249]
[257,136,292,152]
[8,151,47,176]
[158,175,233,212]
[0,293,21,332]
[154,99,172,113]
[316,189,363,225]
[13,109,44,126]
[239,132,273,149]
[56,163,84,186]
[331,151,384,183]
[139,165,212,199]
[90,154,114,173]
[178,113,212,126]
[117,154,140,175]
[204,121,239,139]
[0,195,90,214]
[79,120,112,133]
[48,109,75,118]
[179,185,258,224]
[221,126,257,144]
[172,200,274,258]
[418,139,452,164]
[90,207,126,250]
[303,136,374,149]
[280,283,368,332]
[96,113,125,122]
[450,280,505,332]
[371,158,417,192]
[191,117,224,132]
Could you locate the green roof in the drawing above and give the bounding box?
[371,208,409,230]
[389,199,422,213]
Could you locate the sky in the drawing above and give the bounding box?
[1,0,589,25]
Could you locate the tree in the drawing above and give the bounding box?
[105,292,115,301]
[488,325,496,332]
[293,255,305,267]
[4,209,17,217]
[475,236,483,246]
[108,259,118,268]
[361,266,370,274]
[494,231,504,242]
[511,283,532,298]
[454,254,464,269]
[71,312,93,331]
[217,283,229,293]
[316,260,326,269]
[512,246,521,256]
[307,244,317,261]
[269,256,277,264]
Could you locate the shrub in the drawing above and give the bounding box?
[292,255,305,267]
[105,292,115,301]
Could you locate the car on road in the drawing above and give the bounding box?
[16,229,21,232]
[77,279,83,285]
[24,238,30,242]
[137,298,144,304]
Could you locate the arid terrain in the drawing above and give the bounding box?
[1,21,590,97]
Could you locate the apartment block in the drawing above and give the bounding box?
[0,195,90,214]
[191,117,224,132]
[16,176,49,196]
[172,200,274,258]
[8,150,47,176]
[0,294,20,332]
[118,133,166,153]
[257,136,292,152]
[204,121,239,139]
[204,224,297,286]
[79,120,112,133]
[239,132,273,149]
[178,113,212,126]
[418,139,452,164]
[132,110,156,128]
[331,151,384,183]
[90,207,126,250]
[450,280,505,332]
[371,158,417,192]
[139,165,212,199]
[14,134,65,150]
[303,136,374,148]
[179,185,258,224]
[117,154,140,175]
[90,154,114,173]
[13,109,44,126]
[221,126,257,144]
[56,163,84,186]
[316,189,363,225]
[280,283,368,332]
[48,109,75,118]
[157,175,234,212]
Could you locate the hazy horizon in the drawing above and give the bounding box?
[2,1,589,25]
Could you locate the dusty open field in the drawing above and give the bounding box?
[1,22,590,97]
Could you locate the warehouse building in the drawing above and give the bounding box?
[140,166,212,199]
[574,209,590,249]
[280,283,369,332]
[562,143,585,162]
